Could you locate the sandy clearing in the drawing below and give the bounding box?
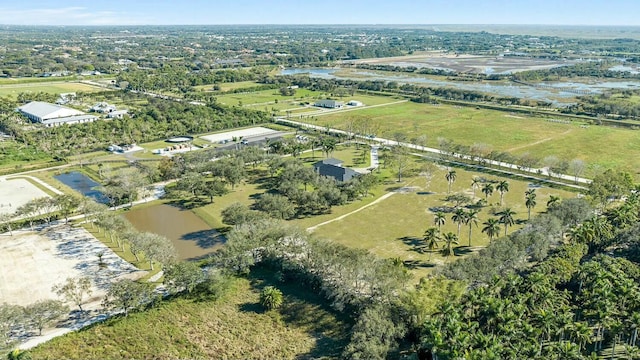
[0,224,144,306]
[0,178,51,216]
[0,223,146,349]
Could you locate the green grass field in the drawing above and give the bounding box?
[216,88,324,107]
[309,161,575,280]
[312,101,640,176]
[0,82,105,98]
[193,81,262,92]
[180,147,575,281]
[29,270,349,360]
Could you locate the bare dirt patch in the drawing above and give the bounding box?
[0,178,50,215]
[0,224,144,306]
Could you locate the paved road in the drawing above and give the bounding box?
[276,118,591,190]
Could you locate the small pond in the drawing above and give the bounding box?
[124,204,224,260]
[54,171,109,204]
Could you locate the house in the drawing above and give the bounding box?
[90,102,117,113]
[313,158,359,182]
[56,92,76,105]
[314,99,344,109]
[107,109,129,119]
[347,100,363,107]
[17,101,97,127]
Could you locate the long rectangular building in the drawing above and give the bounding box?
[17,101,98,127]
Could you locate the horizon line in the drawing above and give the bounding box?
[1,23,640,27]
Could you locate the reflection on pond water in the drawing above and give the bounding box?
[124,204,224,260]
[54,171,109,204]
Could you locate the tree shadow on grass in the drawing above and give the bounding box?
[238,302,266,315]
[397,236,427,254]
[402,259,435,270]
[245,266,351,359]
[453,246,475,256]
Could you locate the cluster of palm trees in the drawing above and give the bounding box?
[567,190,640,253]
[422,176,541,257]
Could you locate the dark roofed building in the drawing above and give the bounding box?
[313,158,358,182]
[316,158,343,166]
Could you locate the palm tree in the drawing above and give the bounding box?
[605,205,636,228]
[471,177,481,198]
[260,286,284,310]
[445,169,457,194]
[497,208,516,236]
[525,189,537,220]
[482,218,501,242]
[441,232,459,256]
[582,216,613,251]
[547,195,561,209]
[451,208,466,238]
[464,209,480,247]
[434,211,446,232]
[481,183,494,202]
[422,227,440,260]
[569,321,593,352]
[496,180,509,206]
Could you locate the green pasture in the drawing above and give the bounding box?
[313,101,640,176]
[215,88,324,107]
[0,82,105,98]
[30,271,349,360]
[310,162,576,280]
[193,81,262,92]
[183,146,575,281]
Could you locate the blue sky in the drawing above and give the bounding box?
[0,0,638,26]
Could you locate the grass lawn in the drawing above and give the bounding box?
[312,101,640,176]
[216,88,325,107]
[29,269,350,360]
[309,160,576,281]
[193,81,262,92]
[299,144,371,168]
[185,149,575,281]
[0,82,105,98]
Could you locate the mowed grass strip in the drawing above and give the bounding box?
[313,101,640,175]
[0,82,106,98]
[30,273,349,360]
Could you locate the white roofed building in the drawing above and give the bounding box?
[17,101,97,127]
[18,102,84,123]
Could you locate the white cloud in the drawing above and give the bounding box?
[0,6,152,25]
